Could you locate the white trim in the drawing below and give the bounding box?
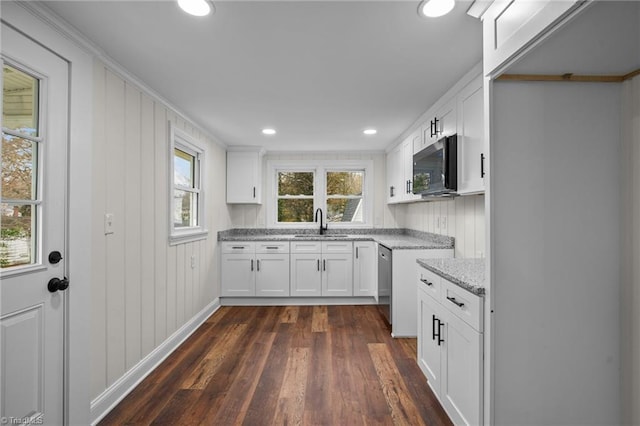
[17,1,227,149]
[90,298,221,425]
[266,159,374,229]
[221,297,376,306]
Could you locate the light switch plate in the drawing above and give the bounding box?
[104,213,114,235]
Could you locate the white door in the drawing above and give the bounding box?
[255,254,289,297]
[221,254,255,297]
[322,253,353,297]
[1,24,69,425]
[290,254,321,297]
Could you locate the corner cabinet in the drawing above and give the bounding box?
[482,0,587,75]
[226,148,264,204]
[417,267,483,426]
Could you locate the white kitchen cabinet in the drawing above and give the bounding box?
[392,249,453,337]
[255,253,290,296]
[221,241,290,297]
[386,136,420,204]
[482,0,586,76]
[456,75,485,195]
[290,241,353,297]
[226,148,264,204]
[386,142,403,203]
[417,267,483,426]
[353,241,377,299]
[422,96,458,150]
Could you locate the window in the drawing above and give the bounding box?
[277,171,314,222]
[169,124,207,244]
[1,65,40,269]
[269,160,373,227]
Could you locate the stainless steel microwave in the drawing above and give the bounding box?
[412,134,457,196]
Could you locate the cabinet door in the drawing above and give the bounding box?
[226,151,262,204]
[457,75,485,195]
[322,253,353,297]
[403,138,421,201]
[386,143,403,203]
[483,0,585,75]
[440,310,483,426]
[290,254,322,297]
[256,254,290,297]
[417,288,443,392]
[353,242,377,299]
[221,254,255,296]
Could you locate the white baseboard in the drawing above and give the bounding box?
[220,296,378,306]
[90,298,221,425]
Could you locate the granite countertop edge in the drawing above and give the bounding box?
[416,258,485,296]
[217,228,454,250]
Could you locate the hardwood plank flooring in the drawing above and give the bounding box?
[99,305,453,426]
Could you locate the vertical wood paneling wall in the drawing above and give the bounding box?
[91,61,230,400]
[398,195,485,259]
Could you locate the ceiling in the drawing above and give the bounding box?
[43,0,482,151]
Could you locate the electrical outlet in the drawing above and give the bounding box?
[435,216,440,230]
[190,255,196,269]
[104,213,114,235]
[441,216,447,232]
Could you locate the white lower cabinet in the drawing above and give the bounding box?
[290,241,353,297]
[221,242,290,297]
[417,267,483,426]
[353,241,377,299]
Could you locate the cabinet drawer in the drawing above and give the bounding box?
[417,267,441,301]
[291,241,322,253]
[255,241,290,254]
[321,241,353,253]
[221,242,255,254]
[442,279,483,332]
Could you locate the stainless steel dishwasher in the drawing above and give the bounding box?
[378,244,392,324]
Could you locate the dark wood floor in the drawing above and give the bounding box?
[99,305,452,426]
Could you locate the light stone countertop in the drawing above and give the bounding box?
[218,228,454,250]
[416,258,485,295]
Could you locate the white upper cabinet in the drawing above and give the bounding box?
[226,148,264,204]
[387,135,421,204]
[456,75,485,195]
[482,0,586,76]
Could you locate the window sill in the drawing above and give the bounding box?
[169,229,209,246]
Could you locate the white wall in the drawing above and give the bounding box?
[91,61,231,401]
[393,195,485,259]
[621,74,640,426]
[229,151,392,228]
[491,81,621,425]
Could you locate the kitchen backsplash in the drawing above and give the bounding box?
[393,194,485,259]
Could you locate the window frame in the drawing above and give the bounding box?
[267,159,373,228]
[168,123,208,245]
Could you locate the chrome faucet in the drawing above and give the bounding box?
[315,208,328,235]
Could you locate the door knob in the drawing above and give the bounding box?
[48,277,69,293]
[48,251,63,264]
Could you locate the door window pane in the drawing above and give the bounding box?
[0,204,35,268]
[2,65,39,136]
[278,199,314,222]
[1,134,37,200]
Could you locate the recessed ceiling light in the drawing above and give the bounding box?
[177,0,213,17]
[418,0,455,18]
[262,128,277,135]
[363,129,377,135]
